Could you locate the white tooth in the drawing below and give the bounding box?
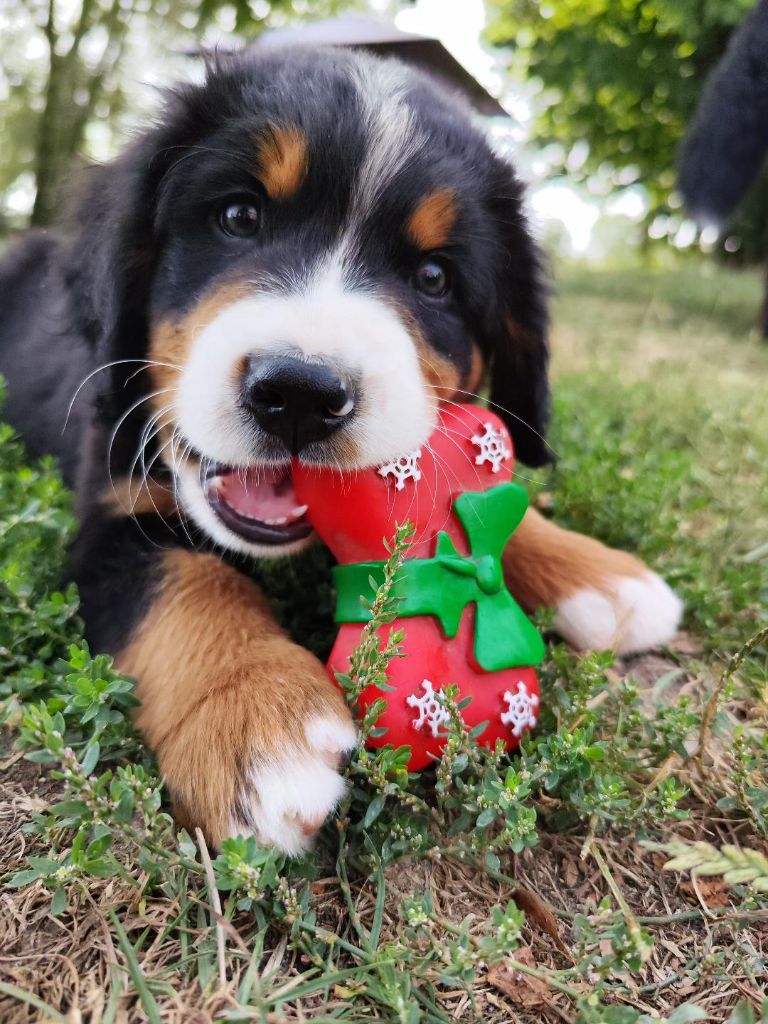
[291,504,309,517]
[272,517,288,525]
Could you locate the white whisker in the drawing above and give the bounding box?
[63,358,181,434]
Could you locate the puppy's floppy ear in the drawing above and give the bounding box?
[63,138,164,420]
[482,156,551,468]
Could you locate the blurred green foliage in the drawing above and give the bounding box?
[486,0,768,260]
[0,0,348,229]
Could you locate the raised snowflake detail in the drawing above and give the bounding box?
[407,679,451,737]
[471,422,511,473]
[378,448,423,490]
[500,681,539,737]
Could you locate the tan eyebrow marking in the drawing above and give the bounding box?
[148,281,251,394]
[256,124,309,201]
[407,188,457,250]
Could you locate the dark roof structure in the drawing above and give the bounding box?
[245,14,508,119]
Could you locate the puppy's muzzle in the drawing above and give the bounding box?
[241,354,355,455]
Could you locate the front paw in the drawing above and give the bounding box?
[161,688,357,855]
[232,712,358,856]
[554,571,683,656]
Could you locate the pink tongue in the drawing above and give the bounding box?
[214,467,302,522]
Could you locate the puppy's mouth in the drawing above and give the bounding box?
[204,464,312,546]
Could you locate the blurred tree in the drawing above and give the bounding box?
[0,0,349,228]
[485,0,767,257]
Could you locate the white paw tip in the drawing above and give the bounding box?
[554,572,683,657]
[232,713,356,857]
[304,713,358,757]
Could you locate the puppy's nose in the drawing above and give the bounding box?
[242,354,355,454]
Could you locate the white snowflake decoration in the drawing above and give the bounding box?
[471,422,511,473]
[378,448,422,490]
[500,681,539,738]
[407,679,451,737]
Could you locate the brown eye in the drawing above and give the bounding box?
[219,200,260,238]
[413,257,451,298]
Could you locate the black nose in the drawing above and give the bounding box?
[241,354,355,454]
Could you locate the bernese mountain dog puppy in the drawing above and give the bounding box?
[0,46,682,854]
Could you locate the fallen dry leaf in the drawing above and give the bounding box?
[563,857,579,888]
[680,878,730,908]
[650,851,668,874]
[512,885,571,957]
[487,945,551,1009]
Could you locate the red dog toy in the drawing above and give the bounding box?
[293,403,544,770]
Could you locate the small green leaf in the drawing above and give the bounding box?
[116,789,135,822]
[81,741,100,775]
[476,808,496,829]
[50,887,67,916]
[86,833,113,859]
[8,869,42,888]
[27,856,60,873]
[725,1004,756,1024]
[485,851,501,871]
[363,794,386,828]
[51,799,88,818]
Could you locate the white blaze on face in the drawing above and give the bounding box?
[343,58,424,247]
[175,260,437,470]
[167,57,442,556]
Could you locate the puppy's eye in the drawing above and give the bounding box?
[413,257,451,298]
[218,199,260,238]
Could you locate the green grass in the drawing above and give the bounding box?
[555,259,765,335]
[1,258,767,1023]
[544,261,768,658]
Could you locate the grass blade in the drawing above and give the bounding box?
[0,982,68,1023]
[109,910,163,1024]
[364,833,386,950]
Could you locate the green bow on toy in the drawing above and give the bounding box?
[334,482,546,672]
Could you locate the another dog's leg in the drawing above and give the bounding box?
[503,508,682,655]
[77,527,356,853]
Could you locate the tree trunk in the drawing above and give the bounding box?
[30,57,69,226]
[30,0,62,226]
[30,0,102,227]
